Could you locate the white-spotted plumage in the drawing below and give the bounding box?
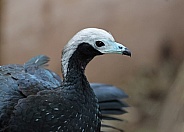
[57,126,61,130]
[54,108,59,111]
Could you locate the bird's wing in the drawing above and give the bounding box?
[24,55,62,87]
[24,54,50,68]
[0,55,61,129]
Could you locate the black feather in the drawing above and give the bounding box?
[91,83,128,102]
[101,115,123,121]
[101,124,124,132]
[24,55,50,67]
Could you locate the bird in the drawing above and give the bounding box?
[0,28,131,132]
[0,55,128,132]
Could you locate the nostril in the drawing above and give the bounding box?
[118,46,123,49]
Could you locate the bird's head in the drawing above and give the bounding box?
[62,28,131,78]
[63,28,131,57]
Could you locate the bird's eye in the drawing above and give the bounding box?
[95,41,105,47]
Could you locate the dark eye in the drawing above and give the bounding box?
[95,41,105,47]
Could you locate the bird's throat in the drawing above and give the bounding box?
[62,43,102,83]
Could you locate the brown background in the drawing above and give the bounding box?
[1,0,184,132]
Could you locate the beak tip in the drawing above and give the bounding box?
[122,48,131,57]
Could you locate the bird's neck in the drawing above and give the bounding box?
[62,48,93,84]
[61,43,103,85]
[63,62,89,85]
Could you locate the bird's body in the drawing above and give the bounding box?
[0,28,131,131]
[9,83,100,132]
[0,56,101,132]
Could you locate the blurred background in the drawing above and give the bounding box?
[0,0,184,131]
